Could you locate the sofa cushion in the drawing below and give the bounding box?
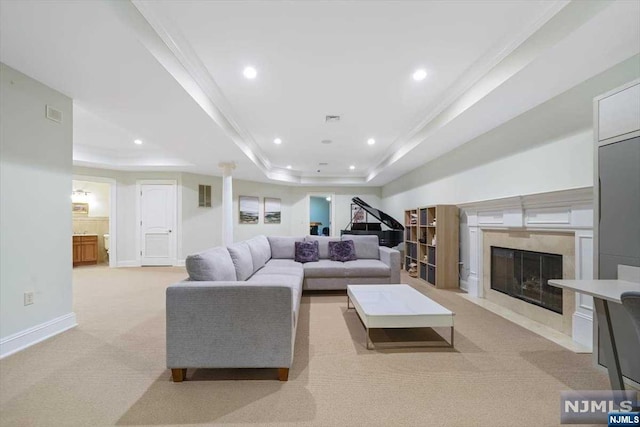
[341,234,379,259]
[247,274,303,322]
[247,273,302,290]
[344,259,391,277]
[304,235,340,259]
[295,240,319,263]
[255,259,304,278]
[246,235,272,272]
[227,242,254,281]
[185,247,237,281]
[303,260,347,277]
[268,236,304,259]
[328,240,357,262]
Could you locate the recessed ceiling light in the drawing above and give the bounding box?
[243,66,257,79]
[134,139,143,145]
[349,165,355,170]
[286,165,292,169]
[274,138,282,145]
[412,69,427,81]
[367,138,375,145]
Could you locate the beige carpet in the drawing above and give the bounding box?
[0,266,611,426]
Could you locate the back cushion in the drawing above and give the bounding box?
[185,247,237,281]
[267,236,304,259]
[304,235,340,259]
[342,234,379,259]
[227,242,254,281]
[246,235,272,272]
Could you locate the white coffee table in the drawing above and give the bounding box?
[347,284,455,349]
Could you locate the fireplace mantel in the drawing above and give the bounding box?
[459,186,594,349]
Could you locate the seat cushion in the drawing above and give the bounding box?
[245,235,272,272]
[304,235,340,259]
[185,247,237,281]
[268,236,304,259]
[341,234,379,259]
[255,267,304,281]
[227,242,254,281]
[295,240,319,263]
[303,260,347,277]
[255,259,304,279]
[247,273,302,291]
[247,274,303,319]
[344,259,391,277]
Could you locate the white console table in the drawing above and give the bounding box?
[549,279,640,390]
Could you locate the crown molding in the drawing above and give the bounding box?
[367,0,573,182]
[128,1,273,171]
[129,0,374,185]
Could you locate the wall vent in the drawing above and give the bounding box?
[325,115,340,123]
[45,105,63,123]
[198,185,212,207]
[319,162,329,166]
[321,139,333,144]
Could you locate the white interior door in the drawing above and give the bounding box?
[139,183,176,266]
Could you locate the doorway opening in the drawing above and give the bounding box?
[72,176,116,268]
[308,193,334,236]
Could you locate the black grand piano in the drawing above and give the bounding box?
[341,197,404,248]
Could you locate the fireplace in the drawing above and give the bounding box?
[490,246,563,314]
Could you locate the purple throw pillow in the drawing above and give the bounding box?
[328,240,357,262]
[295,240,319,263]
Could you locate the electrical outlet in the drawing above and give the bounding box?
[24,291,34,306]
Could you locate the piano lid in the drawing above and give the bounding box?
[351,197,404,230]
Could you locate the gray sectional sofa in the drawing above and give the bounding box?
[166,234,400,382]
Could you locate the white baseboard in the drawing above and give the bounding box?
[572,310,593,351]
[174,259,185,267]
[0,312,77,359]
[117,260,140,267]
[459,280,469,293]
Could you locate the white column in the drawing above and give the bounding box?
[219,162,236,246]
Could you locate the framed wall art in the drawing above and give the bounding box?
[264,197,281,224]
[72,202,89,215]
[239,196,259,224]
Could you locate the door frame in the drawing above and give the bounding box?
[136,179,179,266]
[73,174,117,268]
[306,192,336,237]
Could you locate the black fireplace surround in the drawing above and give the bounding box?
[490,246,563,314]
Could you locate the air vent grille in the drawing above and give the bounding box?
[198,185,212,207]
[321,139,333,144]
[45,105,63,123]
[319,162,329,166]
[325,115,340,123]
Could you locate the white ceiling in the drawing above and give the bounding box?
[1,0,639,186]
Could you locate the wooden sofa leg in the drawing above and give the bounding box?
[278,368,289,381]
[171,368,186,382]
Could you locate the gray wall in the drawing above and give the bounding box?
[72,166,381,263]
[1,63,74,340]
